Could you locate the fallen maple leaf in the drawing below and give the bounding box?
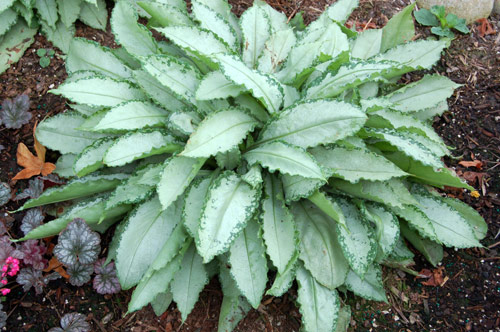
[12,123,56,180]
[476,18,496,37]
[43,256,70,279]
[458,160,483,169]
[417,266,446,287]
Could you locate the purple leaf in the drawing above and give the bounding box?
[16,267,60,294]
[93,259,121,294]
[21,208,45,235]
[0,182,10,207]
[54,218,101,267]
[48,312,90,332]
[0,95,32,129]
[0,236,24,266]
[15,177,44,201]
[20,240,47,270]
[67,262,93,287]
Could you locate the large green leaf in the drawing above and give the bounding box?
[257,29,296,73]
[191,0,237,51]
[380,3,415,53]
[157,155,206,210]
[305,61,396,99]
[244,141,325,180]
[325,0,358,23]
[50,76,146,107]
[400,220,443,267]
[240,2,271,68]
[336,199,377,277]
[36,112,106,154]
[391,205,439,242]
[310,145,407,182]
[214,54,284,113]
[291,200,348,290]
[218,263,252,332]
[181,109,258,158]
[196,71,244,100]
[17,174,126,211]
[105,163,163,211]
[385,75,459,112]
[116,196,182,289]
[78,0,107,30]
[266,250,299,297]
[0,21,37,74]
[282,174,324,203]
[351,29,382,59]
[410,186,482,248]
[0,0,15,13]
[141,54,200,106]
[383,150,473,190]
[229,218,268,309]
[35,0,58,29]
[103,130,182,167]
[92,101,169,133]
[345,265,388,302]
[138,2,192,28]
[158,25,231,60]
[374,39,447,72]
[20,195,130,240]
[133,69,186,112]
[257,100,366,149]
[171,242,209,321]
[440,197,487,240]
[362,203,400,261]
[362,128,443,169]
[128,241,188,312]
[197,172,260,263]
[296,266,340,332]
[261,174,297,273]
[330,178,418,208]
[0,9,17,36]
[66,38,134,80]
[56,0,81,28]
[111,1,158,57]
[40,20,74,53]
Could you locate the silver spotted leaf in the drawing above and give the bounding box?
[48,312,91,332]
[21,209,45,236]
[93,259,121,294]
[67,262,93,287]
[14,177,44,201]
[16,267,61,294]
[0,95,32,129]
[54,218,101,267]
[0,182,10,206]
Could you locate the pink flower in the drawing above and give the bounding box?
[0,280,6,285]
[1,288,10,296]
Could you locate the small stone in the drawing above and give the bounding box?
[417,0,494,24]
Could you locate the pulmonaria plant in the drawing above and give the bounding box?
[16,0,487,331]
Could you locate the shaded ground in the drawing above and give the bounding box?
[0,0,499,331]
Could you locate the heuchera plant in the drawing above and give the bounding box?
[15,0,487,331]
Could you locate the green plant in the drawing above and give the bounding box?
[0,0,108,74]
[414,5,470,38]
[37,48,56,68]
[16,0,487,331]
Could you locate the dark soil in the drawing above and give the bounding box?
[1,0,499,331]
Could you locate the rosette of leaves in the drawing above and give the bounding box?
[48,312,90,332]
[17,0,487,330]
[0,0,108,73]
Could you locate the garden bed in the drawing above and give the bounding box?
[0,0,499,331]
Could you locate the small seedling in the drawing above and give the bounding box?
[36,48,56,68]
[414,5,469,38]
